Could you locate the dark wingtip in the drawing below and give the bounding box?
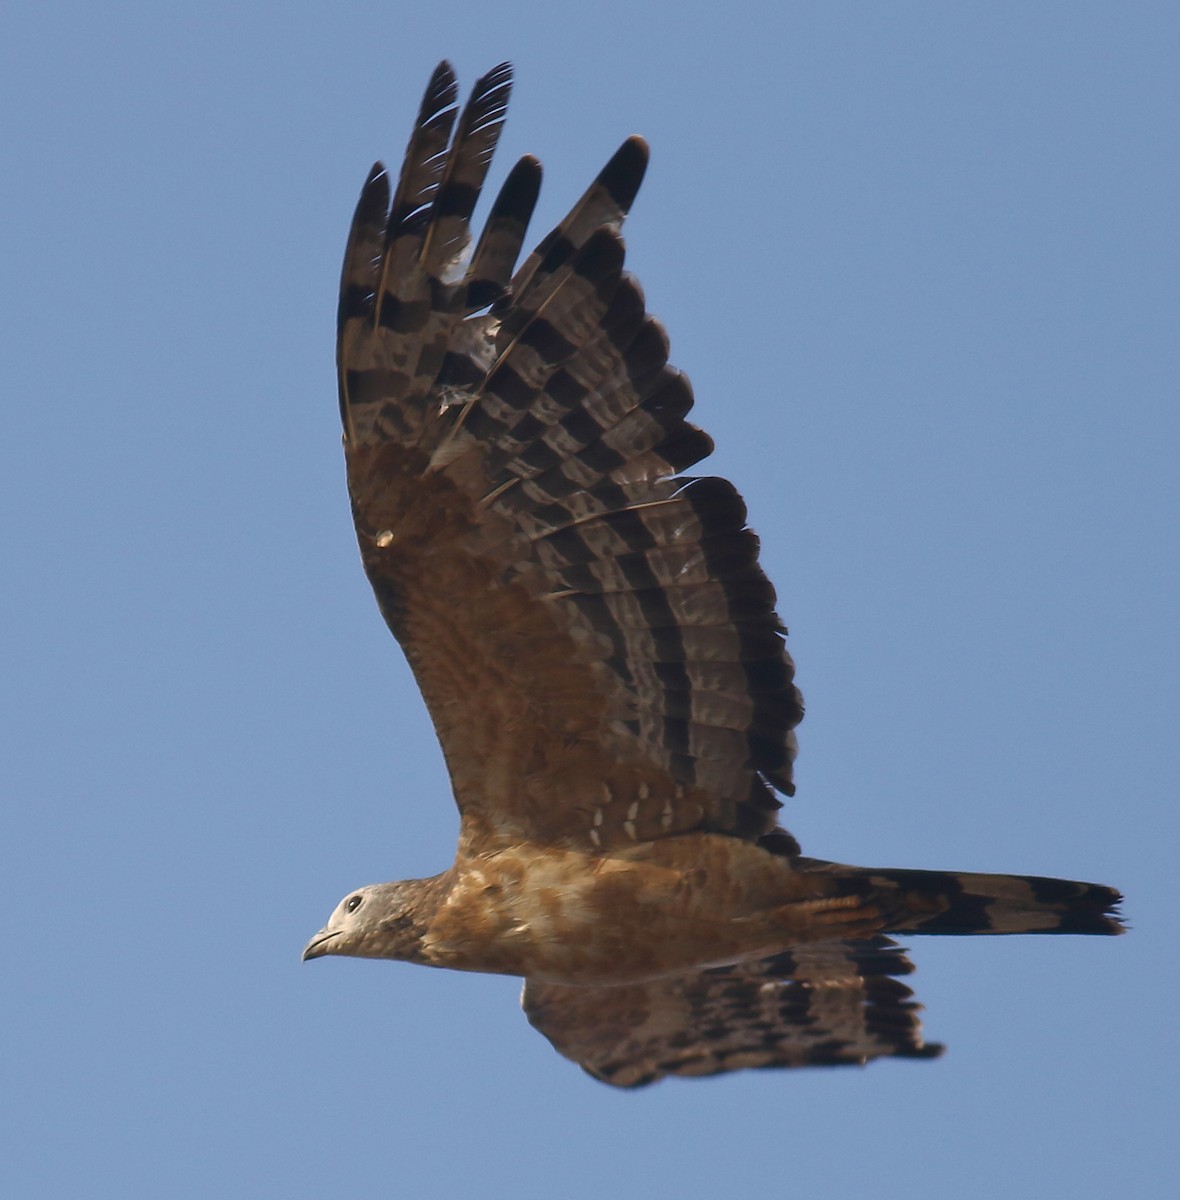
[419,61,459,118]
[351,162,391,231]
[476,60,514,91]
[431,59,457,87]
[900,1042,947,1060]
[599,136,649,215]
[466,61,514,132]
[494,155,542,219]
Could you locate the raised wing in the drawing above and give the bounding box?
[522,937,943,1087]
[338,63,803,850]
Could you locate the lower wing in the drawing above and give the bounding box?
[521,936,942,1088]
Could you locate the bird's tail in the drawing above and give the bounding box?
[805,861,1125,936]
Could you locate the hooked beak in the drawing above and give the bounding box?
[302,929,342,961]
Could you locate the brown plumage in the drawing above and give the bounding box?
[302,61,1124,1087]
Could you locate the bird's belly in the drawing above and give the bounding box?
[420,836,816,984]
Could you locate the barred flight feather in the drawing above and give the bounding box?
[338,61,802,830]
[522,937,943,1089]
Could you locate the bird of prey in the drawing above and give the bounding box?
[302,62,1123,1088]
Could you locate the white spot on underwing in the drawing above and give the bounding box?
[592,808,603,827]
[626,801,640,821]
[375,530,394,548]
[623,820,637,841]
[589,828,601,847]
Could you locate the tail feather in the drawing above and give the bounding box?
[792,859,1123,940]
[819,864,1125,937]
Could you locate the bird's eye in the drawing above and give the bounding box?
[346,895,363,913]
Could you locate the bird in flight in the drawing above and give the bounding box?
[303,62,1123,1088]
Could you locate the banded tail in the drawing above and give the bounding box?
[809,861,1125,937]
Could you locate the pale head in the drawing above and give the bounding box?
[301,879,435,963]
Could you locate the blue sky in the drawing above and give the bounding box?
[3,3,1176,1197]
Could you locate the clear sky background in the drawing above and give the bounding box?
[3,3,1176,1197]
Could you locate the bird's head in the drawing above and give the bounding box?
[301,880,432,963]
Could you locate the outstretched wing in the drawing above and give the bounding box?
[522,937,943,1087]
[338,63,803,850]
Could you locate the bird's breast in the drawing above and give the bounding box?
[417,836,811,984]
